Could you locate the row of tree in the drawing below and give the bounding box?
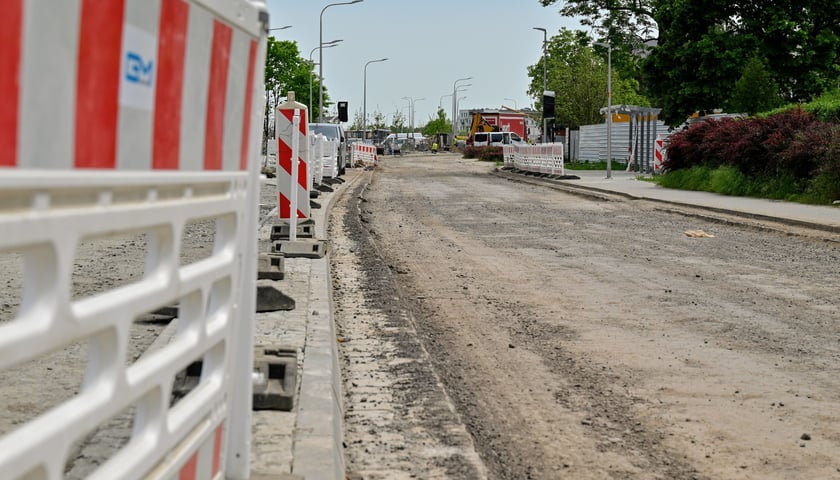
[535,0,840,127]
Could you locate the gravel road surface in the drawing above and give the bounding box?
[330,154,840,480]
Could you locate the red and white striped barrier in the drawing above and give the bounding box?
[0,1,267,479]
[654,133,666,174]
[276,96,310,221]
[351,143,377,167]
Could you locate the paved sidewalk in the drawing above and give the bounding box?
[250,168,364,480]
[515,169,840,233]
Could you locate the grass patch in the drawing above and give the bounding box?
[654,165,839,205]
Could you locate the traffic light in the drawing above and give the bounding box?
[337,101,348,122]
[542,91,555,119]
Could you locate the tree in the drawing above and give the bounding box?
[527,28,648,129]
[371,110,387,130]
[541,1,840,125]
[349,107,364,130]
[422,108,452,136]
[727,58,782,115]
[264,37,328,124]
[390,110,406,133]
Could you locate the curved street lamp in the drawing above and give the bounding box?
[309,40,342,123]
[451,76,472,144]
[319,0,363,122]
[363,58,388,141]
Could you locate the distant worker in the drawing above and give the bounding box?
[432,141,439,154]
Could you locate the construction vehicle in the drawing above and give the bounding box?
[467,109,528,145]
[468,111,498,141]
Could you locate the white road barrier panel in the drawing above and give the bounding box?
[321,139,341,178]
[502,144,565,176]
[350,143,377,168]
[309,134,325,187]
[0,1,267,479]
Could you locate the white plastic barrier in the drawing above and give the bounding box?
[321,139,341,178]
[503,144,565,176]
[0,1,267,479]
[350,143,377,167]
[309,134,325,187]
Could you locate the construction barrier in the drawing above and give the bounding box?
[503,143,565,176]
[321,139,341,178]
[309,134,325,187]
[0,1,267,479]
[350,143,377,168]
[653,133,667,174]
[276,95,310,220]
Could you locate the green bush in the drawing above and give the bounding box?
[463,145,503,162]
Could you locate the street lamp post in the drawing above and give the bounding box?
[451,76,472,146]
[319,0,363,123]
[309,41,341,123]
[595,41,612,178]
[363,58,388,141]
[533,27,547,142]
[401,96,425,132]
[268,25,292,33]
[504,98,518,109]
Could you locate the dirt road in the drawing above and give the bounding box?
[331,154,840,479]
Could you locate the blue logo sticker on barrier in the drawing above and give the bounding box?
[125,52,154,86]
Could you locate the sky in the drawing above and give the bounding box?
[266,0,584,127]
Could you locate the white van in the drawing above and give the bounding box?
[473,131,525,146]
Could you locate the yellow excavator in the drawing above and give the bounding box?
[467,111,498,144]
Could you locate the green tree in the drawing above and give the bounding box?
[422,108,452,136]
[349,107,364,130]
[371,110,387,130]
[527,28,648,128]
[390,110,406,133]
[727,57,782,115]
[264,37,328,124]
[541,1,840,126]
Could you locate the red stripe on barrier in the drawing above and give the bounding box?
[75,0,125,169]
[212,424,223,475]
[297,116,307,187]
[279,192,291,219]
[204,20,232,170]
[278,133,291,173]
[179,452,198,480]
[0,0,22,167]
[153,0,189,169]
[239,40,257,171]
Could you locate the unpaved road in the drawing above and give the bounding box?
[331,154,840,479]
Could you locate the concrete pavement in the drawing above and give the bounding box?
[506,168,840,234]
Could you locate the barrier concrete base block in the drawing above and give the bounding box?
[252,346,298,411]
[256,285,296,312]
[272,239,326,259]
[310,190,320,198]
[271,219,315,240]
[311,200,321,209]
[257,252,285,280]
[315,184,334,193]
